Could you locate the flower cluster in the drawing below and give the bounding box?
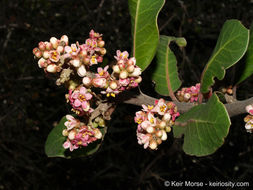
[32,30,106,85]
[62,115,102,151]
[176,83,200,102]
[244,104,253,133]
[33,31,142,153]
[134,99,180,150]
[88,50,142,97]
[66,86,93,116]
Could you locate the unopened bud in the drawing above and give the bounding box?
[159,121,166,129]
[62,129,68,136]
[98,40,105,48]
[43,51,50,59]
[46,64,57,73]
[100,48,106,55]
[68,130,76,140]
[135,76,142,83]
[119,70,128,79]
[82,77,92,87]
[163,113,171,121]
[50,37,58,49]
[149,140,157,150]
[38,41,46,51]
[226,88,233,95]
[109,81,118,90]
[80,50,87,57]
[156,138,162,145]
[56,46,64,54]
[156,130,163,137]
[184,93,191,101]
[126,65,135,73]
[147,126,154,133]
[60,35,68,45]
[129,67,141,77]
[83,57,90,65]
[71,59,81,67]
[38,58,46,68]
[161,130,167,141]
[45,42,53,50]
[165,126,171,133]
[113,65,120,73]
[94,129,102,139]
[77,65,87,77]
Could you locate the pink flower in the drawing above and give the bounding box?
[68,86,93,115]
[114,50,129,61]
[64,115,79,131]
[142,104,156,113]
[118,78,130,87]
[92,77,107,88]
[64,43,80,58]
[134,111,146,124]
[137,132,150,149]
[101,87,120,97]
[63,140,78,151]
[96,65,109,78]
[49,50,60,62]
[246,105,253,115]
[154,99,168,115]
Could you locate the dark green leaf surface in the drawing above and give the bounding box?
[45,116,106,158]
[200,19,249,93]
[237,22,253,84]
[151,36,184,95]
[128,0,165,71]
[173,94,231,156]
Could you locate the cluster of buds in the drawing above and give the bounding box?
[62,115,102,151]
[85,50,142,97]
[244,104,253,133]
[134,99,180,150]
[176,83,200,102]
[221,85,233,95]
[33,30,106,85]
[33,35,69,73]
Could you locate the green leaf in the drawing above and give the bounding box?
[173,94,231,156]
[151,36,185,96]
[237,22,253,84]
[128,0,165,71]
[200,19,249,93]
[45,116,106,158]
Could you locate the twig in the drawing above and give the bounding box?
[119,91,253,117]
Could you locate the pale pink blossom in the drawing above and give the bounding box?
[114,50,129,61]
[96,65,109,78]
[64,115,79,131]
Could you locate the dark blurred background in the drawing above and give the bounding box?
[0,0,253,189]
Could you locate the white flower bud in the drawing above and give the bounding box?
[45,42,53,50]
[129,67,141,77]
[113,65,120,73]
[155,130,163,137]
[246,105,253,114]
[109,81,118,90]
[135,76,142,83]
[60,35,69,45]
[46,64,57,73]
[56,46,64,54]
[82,77,92,87]
[71,59,81,67]
[98,40,105,48]
[147,126,154,134]
[50,37,58,49]
[94,129,102,139]
[163,113,171,121]
[38,58,46,68]
[184,93,191,101]
[159,121,166,129]
[161,130,167,141]
[68,130,76,140]
[119,70,128,79]
[77,65,87,77]
[100,48,106,55]
[149,140,157,150]
[62,129,68,136]
[126,65,135,73]
[43,51,50,59]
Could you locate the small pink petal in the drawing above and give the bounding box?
[74,99,81,107]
